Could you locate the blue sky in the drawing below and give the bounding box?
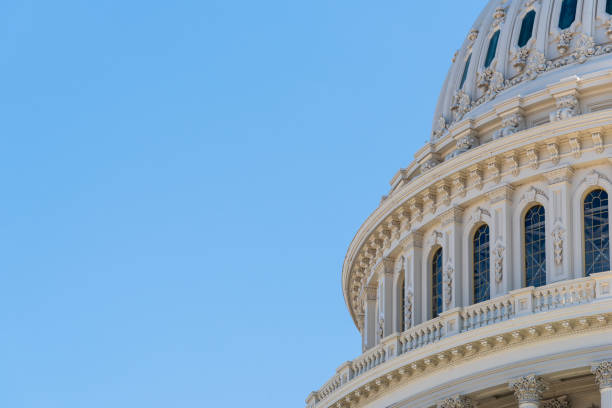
[0,1,485,407]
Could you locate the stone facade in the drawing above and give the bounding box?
[308,1,612,408]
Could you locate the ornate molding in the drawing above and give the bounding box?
[438,396,473,408]
[591,360,612,389]
[509,375,548,404]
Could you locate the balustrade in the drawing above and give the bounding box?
[312,272,612,405]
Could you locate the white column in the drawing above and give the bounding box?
[363,285,377,350]
[441,207,464,309]
[592,361,612,408]
[404,233,423,326]
[509,375,548,408]
[380,257,395,338]
[488,185,514,297]
[545,166,574,282]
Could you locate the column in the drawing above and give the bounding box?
[487,185,514,297]
[363,285,377,350]
[544,167,574,282]
[437,396,473,408]
[380,257,395,338]
[592,361,612,408]
[509,375,548,408]
[404,232,423,326]
[440,207,464,310]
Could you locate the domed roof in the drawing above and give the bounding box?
[431,0,612,140]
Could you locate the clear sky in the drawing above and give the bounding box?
[1,1,485,407]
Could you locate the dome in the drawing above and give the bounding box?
[432,0,612,143]
[307,1,612,408]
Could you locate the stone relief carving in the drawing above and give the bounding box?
[552,224,564,265]
[469,207,490,224]
[585,170,611,186]
[444,264,453,306]
[432,116,448,140]
[592,132,604,153]
[494,244,504,283]
[404,290,413,330]
[547,142,560,165]
[550,95,579,122]
[509,375,548,404]
[450,90,471,122]
[449,132,479,158]
[493,113,523,140]
[421,158,441,174]
[591,360,612,389]
[526,146,539,169]
[557,31,574,55]
[541,395,571,408]
[439,32,612,131]
[569,136,581,158]
[506,152,520,176]
[438,396,473,408]
[377,316,384,340]
[521,186,548,203]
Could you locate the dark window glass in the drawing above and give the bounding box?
[459,54,471,89]
[607,0,612,15]
[584,189,610,275]
[484,30,500,68]
[473,224,490,303]
[558,0,577,30]
[432,248,443,319]
[518,10,536,47]
[525,205,546,287]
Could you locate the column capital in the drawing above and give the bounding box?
[509,375,548,404]
[544,165,574,185]
[382,257,395,274]
[365,285,377,301]
[405,232,423,250]
[592,361,612,389]
[437,396,473,408]
[488,184,514,205]
[441,206,464,226]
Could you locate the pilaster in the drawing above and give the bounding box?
[363,285,377,350]
[487,185,514,297]
[380,257,395,338]
[544,166,574,282]
[441,207,464,309]
[404,232,423,326]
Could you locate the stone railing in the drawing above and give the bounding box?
[308,272,612,407]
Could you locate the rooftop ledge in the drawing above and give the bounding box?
[308,271,612,408]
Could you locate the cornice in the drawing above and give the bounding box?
[342,108,612,328]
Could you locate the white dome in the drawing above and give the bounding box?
[432,0,612,141]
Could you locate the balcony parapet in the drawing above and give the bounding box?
[308,272,612,408]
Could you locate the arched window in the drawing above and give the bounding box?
[484,30,500,68]
[518,10,536,47]
[459,54,471,89]
[431,248,443,319]
[473,224,490,303]
[525,205,546,287]
[607,0,612,15]
[584,189,610,275]
[558,0,577,30]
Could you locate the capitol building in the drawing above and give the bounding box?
[306,1,612,407]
